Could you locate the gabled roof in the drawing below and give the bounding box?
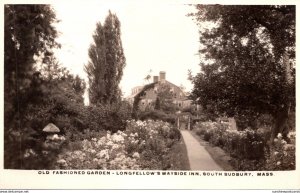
[126,80,188,100]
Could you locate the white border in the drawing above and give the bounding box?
[1,0,299,189]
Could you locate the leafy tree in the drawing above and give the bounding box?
[85,11,126,105]
[4,5,60,168]
[4,4,59,126]
[72,75,86,102]
[189,5,295,140]
[36,55,69,82]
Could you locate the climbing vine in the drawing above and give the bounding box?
[132,83,157,119]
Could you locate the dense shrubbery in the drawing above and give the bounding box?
[4,5,133,170]
[55,120,181,170]
[4,71,131,169]
[10,118,181,170]
[194,121,295,170]
[8,113,181,170]
[4,73,80,169]
[138,110,176,124]
[265,132,296,170]
[59,102,131,137]
[4,127,62,169]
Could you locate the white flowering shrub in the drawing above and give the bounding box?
[55,119,180,170]
[226,129,266,160]
[194,121,228,143]
[124,120,180,169]
[194,121,295,170]
[265,132,296,170]
[194,121,266,159]
[56,131,140,169]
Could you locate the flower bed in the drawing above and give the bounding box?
[265,133,296,170]
[194,121,295,170]
[55,119,181,169]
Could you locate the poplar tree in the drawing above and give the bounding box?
[85,11,126,105]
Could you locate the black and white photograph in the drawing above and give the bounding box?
[1,0,299,190]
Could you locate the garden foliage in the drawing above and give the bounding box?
[138,110,177,124]
[55,120,181,170]
[4,68,131,169]
[4,4,61,169]
[194,121,295,170]
[189,5,295,140]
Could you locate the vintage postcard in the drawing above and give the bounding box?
[1,0,299,190]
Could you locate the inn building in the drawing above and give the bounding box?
[126,71,192,111]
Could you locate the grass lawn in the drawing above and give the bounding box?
[167,136,190,170]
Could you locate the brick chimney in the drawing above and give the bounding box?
[153,76,159,83]
[159,71,166,83]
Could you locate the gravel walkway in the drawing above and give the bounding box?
[181,130,223,171]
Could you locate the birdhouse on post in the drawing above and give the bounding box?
[43,123,60,133]
[42,123,65,150]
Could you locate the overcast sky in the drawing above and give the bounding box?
[52,2,200,98]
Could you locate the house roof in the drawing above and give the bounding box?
[126,80,188,100]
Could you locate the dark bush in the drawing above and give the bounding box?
[4,127,63,169]
[139,110,176,124]
[168,126,181,141]
[84,101,132,132]
[203,131,212,141]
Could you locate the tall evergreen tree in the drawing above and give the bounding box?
[85,11,126,105]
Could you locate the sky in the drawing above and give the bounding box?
[52,2,201,99]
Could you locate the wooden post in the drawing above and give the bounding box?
[284,52,292,85]
[188,116,191,130]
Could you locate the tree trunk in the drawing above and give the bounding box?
[270,52,292,143]
[271,104,290,143]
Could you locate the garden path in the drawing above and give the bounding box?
[181,130,223,170]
